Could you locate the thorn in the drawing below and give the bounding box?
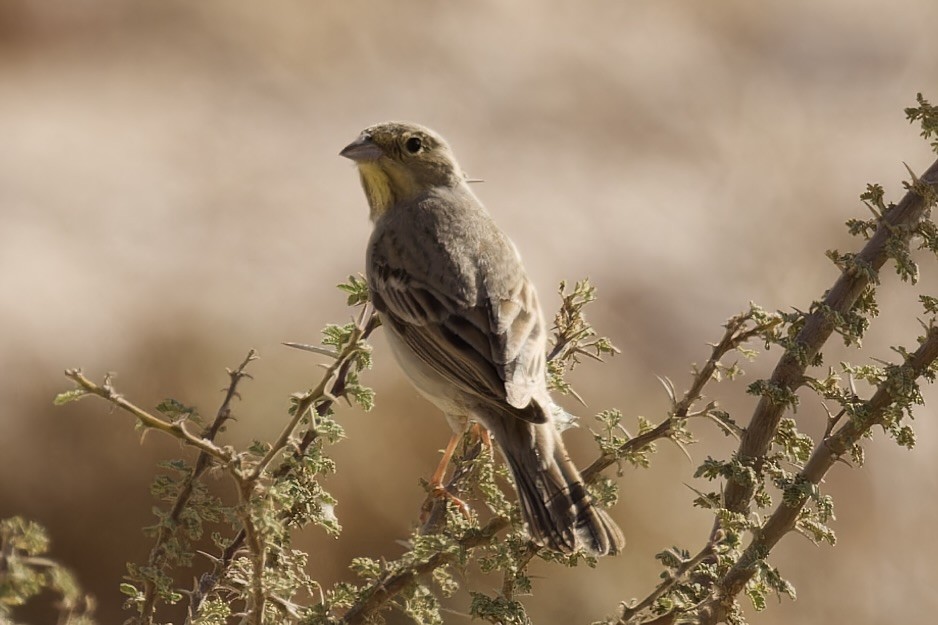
[863,200,882,219]
[569,387,587,407]
[903,161,921,186]
[705,413,741,440]
[682,482,712,500]
[656,375,677,403]
[282,342,339,358]
[670,437,693,463]
[791,525,821,545]
[847,373,858,397]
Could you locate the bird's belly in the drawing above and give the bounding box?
[383,325,471,431]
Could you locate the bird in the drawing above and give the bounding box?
[340,121,624,556]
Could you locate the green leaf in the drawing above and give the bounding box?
[905,92,938,153]
[155,398,200,423]
[337,274,371,306]
[53,388,88,406]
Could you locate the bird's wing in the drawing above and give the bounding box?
[370,260,548,424]
[489,276,547,411]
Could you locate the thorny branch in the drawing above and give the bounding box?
[585,308,777,482]
[251,304,378,482]
[388,307,779,625]
[137,350,257,624]
[62,370,232,463]
[697,324,938,624]
[50,117,938,625]
[61,305,379,625]
[617,540,717,625]
[722,157,938,518]
[188,305,380,622]
[339,518,511,625]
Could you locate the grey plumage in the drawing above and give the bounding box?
[341,121,624,555]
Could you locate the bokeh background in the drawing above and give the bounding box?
[2,1,937,623]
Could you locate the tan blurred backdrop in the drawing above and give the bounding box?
[2,1,937,623]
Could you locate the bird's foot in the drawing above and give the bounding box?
[419,484,472,525]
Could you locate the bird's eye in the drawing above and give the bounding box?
[405,136,422,154]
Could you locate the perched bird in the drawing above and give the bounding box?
[340,122,624,556]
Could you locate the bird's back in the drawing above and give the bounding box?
[367,185,523,309]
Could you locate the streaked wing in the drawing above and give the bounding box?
[490,277,545,410]
[370,260,547,422]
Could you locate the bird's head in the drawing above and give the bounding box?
[340,122,465,220]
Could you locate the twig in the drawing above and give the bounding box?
[191,308,380,618]
[340,517,510,625]
[617,541,716,624]
[250,304,376,482]
[137,350,257,624]
[583,309,778,482]
[62,370,231,463]
[237,478,267,625]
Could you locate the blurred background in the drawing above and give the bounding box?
[2,0,937,623]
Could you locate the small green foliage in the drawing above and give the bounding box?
[887,228,920,283]
[871,350,929,449]
[905,92,938,153]
[344,371,376,411]
[859,182,890,216]
[249,439,273,455]
[772,419,813,465]
[321,322,358,351]
[714,359,746,380]
[849,443,865,467]
[547,279,619,399]
[53,388,88,405]
[746,379,799,411]
[689,484,722,510]
[630,544,718,619]
[546,359,574,397]
[592,409,657,470]
[191,598,232,625]
[916,219,938,259]
[745,561,796,612]
[1,517,96,624]
[271,450,342,535]
[317,318,375,413]
[810,296,878,347]
[590,476,622,509]
[431,565,459,598]
[398,583,444,625]
[337,274,371,307]
[752,486,773,510]
[695,457,733,482]
[845,217,878,240]
[655,546,690,570]
[798,502,837,546]
[470,592,531,625]
[349,556,382,581]
[471,440,515,519]
[825,250,878,286]
[155,398,200,424]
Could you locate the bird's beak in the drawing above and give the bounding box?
[339,135,384,162]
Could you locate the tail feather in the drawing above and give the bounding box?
[487,412,625,556]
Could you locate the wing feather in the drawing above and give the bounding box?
[370,257,547,423]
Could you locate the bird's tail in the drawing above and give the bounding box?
[487,413,625,556]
